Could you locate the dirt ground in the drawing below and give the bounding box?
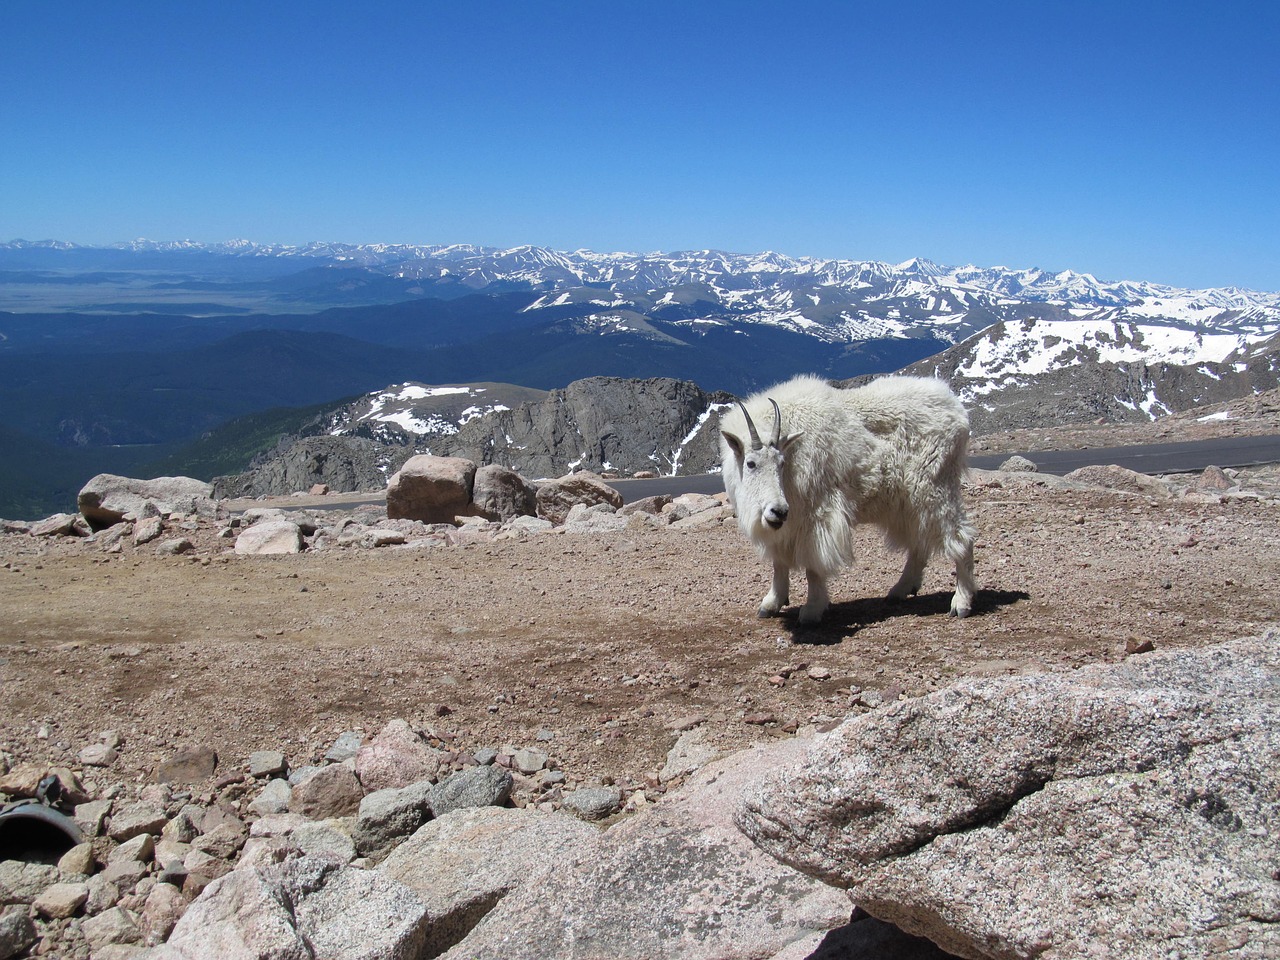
[3,416,1280,806]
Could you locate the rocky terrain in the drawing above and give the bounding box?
[1,409,1279,957]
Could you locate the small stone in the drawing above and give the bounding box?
[1126,637,1156,656]
[32,880,89,919]
[110,833,155,865]
[191,821,248,860]
[101,858,148,890]
[160,808,199,844]
[58,841,96,877]
[141,881,187,943]
[562,786,622,822]
[108,802,167,842]
[352,781,435,858]
[512,748,548,775]
[806,666,832,681]
[79,742,120,768]
[81,905,143,948]
[998,454,1039,473]
[291,763,364,819]
[248,777,292,817]
[744,711,776,725]
[325,737,366,768]
[248,750,288,779]
[0,906,37,959]
[430,765,514,817]
[155,746,218,784]
[154,537,195,556]
[666,714,708,732]
[133,515,164,545]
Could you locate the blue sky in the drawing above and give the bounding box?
[3,1,1277,290]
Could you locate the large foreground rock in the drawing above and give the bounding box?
[439,739,852,960]
[739,633,1280,960]
[143,855,427,959]
[78,474,214,529]
[380,806,603,957]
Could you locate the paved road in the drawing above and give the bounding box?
[967,433,1280,477]
[614,433,1280,504]
[281,434,1280,510]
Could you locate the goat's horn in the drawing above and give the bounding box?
[768,398,783,447]
[735,401,763,451]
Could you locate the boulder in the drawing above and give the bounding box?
[247,778,292,817]
[471,464,538,521]
[561,502,628,533]
[1064,463,1173,498]
[0,906,37,960]
[438,739,851,960]
[156,746,218,785]
[738,633,1280,960]
[234,520,303,555]
[534,471,623,525]
[386,455,476,523]
[354,719,443,792]
[351,780,435,859]
[31,880,88,920]
[290,764,364,820]
[997,454,1038,472]
[145,855,428,960]
[429,765,513,817]
[30,513,91,537]
[379,806,603,958]
[561,786,622,822]
[78,474,214,530]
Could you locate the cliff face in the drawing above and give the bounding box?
[438,377,730,480]
[213,377,731,497]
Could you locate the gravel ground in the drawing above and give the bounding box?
[3,415,1279,802]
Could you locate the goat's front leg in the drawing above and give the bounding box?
[798,568,830,624]
[758,561,790,618]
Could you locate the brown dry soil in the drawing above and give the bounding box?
[3,413,1280,804]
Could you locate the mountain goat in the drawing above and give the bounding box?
[719,374,976,625]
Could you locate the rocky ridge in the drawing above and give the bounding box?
[213,377,730,500]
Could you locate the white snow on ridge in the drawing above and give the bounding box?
[957,317,1254,383]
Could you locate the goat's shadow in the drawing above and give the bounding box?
[778,588,1031,645]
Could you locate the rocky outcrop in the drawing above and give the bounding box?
[147,855,429,960]
[432,739,855,960]
[212,436,410,500]
[211,377,731,498]
[442,376,729,480]
[77,474,216,530]
[738,633,1280,960]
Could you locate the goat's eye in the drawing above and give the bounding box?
[745,460,757,470]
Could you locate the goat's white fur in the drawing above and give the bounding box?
[719,374,977,624]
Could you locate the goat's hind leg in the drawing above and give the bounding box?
[758,561,790,618]
[888,546,928,602]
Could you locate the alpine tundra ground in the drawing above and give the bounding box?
[2,408,1280,806]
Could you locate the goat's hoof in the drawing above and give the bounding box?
[757,607,782,619]
[950,605,972,619]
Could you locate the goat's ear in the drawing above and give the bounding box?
[722,430,745,463]
[778,430,804,453]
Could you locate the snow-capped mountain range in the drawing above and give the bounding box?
[4,236,1279,432]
